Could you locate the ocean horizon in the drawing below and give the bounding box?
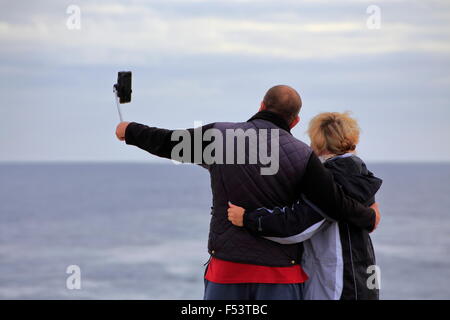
[1,162,449,299]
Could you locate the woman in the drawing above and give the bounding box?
[228,112,382,300]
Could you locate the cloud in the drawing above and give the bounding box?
[0,0,450,162]
[0,0,449,65]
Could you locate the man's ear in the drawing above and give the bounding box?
[289,115,300,129]
[259,101,266,112]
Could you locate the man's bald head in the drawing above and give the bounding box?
[262,85,302,124]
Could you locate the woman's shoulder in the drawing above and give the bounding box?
[324,153,366,175]
[324,154,382,205]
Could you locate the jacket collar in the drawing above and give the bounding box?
[247,110,291,134]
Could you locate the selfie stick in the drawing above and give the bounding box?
[113,87,123,122]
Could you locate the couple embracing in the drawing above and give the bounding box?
[116,85,382,300]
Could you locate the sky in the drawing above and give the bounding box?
[0,0,449,162]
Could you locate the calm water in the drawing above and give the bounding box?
[1,163,449,299]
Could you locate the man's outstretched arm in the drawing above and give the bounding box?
[116,121,215,163]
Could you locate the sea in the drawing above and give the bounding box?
[1,162,449,299]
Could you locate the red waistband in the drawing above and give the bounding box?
[205,257,308,284]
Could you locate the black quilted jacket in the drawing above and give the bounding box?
[206,119,312,266]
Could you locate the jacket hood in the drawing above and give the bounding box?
[324,155,382,206]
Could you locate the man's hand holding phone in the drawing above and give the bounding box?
[116,121,130,141]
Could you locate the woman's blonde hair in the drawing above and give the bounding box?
[308,112,360,156]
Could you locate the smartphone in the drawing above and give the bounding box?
[114,71,132,103]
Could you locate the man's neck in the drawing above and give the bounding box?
[247,110,291,133]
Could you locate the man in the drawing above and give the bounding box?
[115,85,379,300]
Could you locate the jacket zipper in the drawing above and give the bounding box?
[346,224,358,300]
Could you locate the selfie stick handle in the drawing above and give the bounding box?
[113,88,123,122]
